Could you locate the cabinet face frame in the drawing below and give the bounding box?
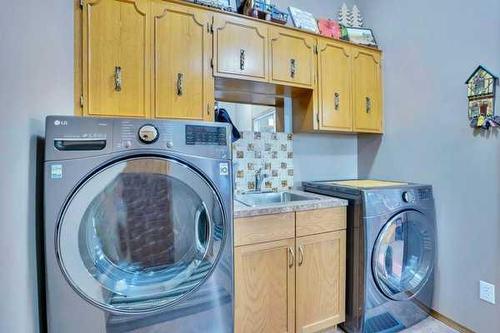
[317,39,353,132]
[234,238,296,333]
[269,27,317,88]
[81,0,151,118]
[295,230,346,333]
[151,2,213,121]
[352,47,383,133]
[213,15,269,82]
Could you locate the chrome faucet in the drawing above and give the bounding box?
[255,168,268,192]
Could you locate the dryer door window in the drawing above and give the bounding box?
[372,210,435,301]
[56,157,226,314]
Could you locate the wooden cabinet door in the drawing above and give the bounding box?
[82,0,150,118]
[152,2,212,120]
[270,28,316,88]
[235,239,295,333]
[352,48,383,133]
[213,15,268,82]
[296,231,346,333]
[318,40,352,131]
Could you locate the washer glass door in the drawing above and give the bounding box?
[57,157,225,314]
[372,210,435,301]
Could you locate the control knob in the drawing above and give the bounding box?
[402,191,415,203]
[138,125,159,144]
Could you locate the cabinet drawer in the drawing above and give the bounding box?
[296,207,346,237]
[234,213,295,246]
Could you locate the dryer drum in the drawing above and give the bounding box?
[56,157,225,314]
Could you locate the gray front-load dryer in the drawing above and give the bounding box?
[44,116,233,332]
[303,180,436,333]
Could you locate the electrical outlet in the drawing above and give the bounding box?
[480,281,496,304]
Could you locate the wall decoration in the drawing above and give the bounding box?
[346,27,377,47]
[317,19,342,39]
[232,131,294,194]
[288,6,319,33]
[349,5,363,27]
[337,3,351,27]
[465,65,499,129]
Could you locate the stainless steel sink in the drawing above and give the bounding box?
[236,191,316,207]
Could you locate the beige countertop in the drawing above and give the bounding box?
[233,190,348,218]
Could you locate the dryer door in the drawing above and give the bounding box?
[372,210,435,301]
[56,156,226,314]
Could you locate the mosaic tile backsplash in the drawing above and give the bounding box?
[232,131,294,194]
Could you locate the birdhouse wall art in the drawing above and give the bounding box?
[465,65,500,129]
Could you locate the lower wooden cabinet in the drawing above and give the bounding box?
[296,231,346,333]
[234,208,346,333]
[235,238,295,333]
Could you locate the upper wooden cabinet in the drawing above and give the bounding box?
[152,2,212,120]
[213,15,268,82]
[269,28,316,88]
[317,40,352,132]
[82,0,151,118]
[352,47,383,133]
[296,231,346,333]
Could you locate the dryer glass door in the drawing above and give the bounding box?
[372,210,435,301]
[56,157,226,314]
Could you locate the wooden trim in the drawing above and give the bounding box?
[74,0,83,115]
[296,207,347,237]
[234,213,295,247]
[430,310,475,333]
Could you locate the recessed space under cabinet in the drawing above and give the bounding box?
[76,0,383,134]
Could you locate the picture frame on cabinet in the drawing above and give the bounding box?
[288,6,319,33]
[346,27,377,47]
[191,0,237,12]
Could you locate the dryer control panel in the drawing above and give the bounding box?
[45,116,231,161]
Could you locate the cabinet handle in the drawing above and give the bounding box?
[240,49,245,71]
[334,92,340,111]
[114,66,122,92]
[290,58,296,78]
[288,247,295,268]
[366,97,371,113]
[298,245,304,266]
[177,73,184,96]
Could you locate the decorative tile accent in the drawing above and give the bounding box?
[232,131,294,194]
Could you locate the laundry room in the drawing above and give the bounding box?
[0,0,498,333]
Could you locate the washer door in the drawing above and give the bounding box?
[56,157,226,314]
[372,210,435,301]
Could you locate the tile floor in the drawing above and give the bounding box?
[332,317,458,332]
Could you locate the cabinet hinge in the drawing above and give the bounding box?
[316,112,320,125]
[80,95,84,108]
[314,45,318,54]
[210,58,214,69]
[79,0,83,9]
[210,23,214,34]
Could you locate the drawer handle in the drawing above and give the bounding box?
[366,97,371,113]
[334,92,340,111]
[114,66,122,92]
[177,73,184,96]
[240,49,245,71]
[290,58,296,78]
[288,247,295,268]
[298,245,304,266]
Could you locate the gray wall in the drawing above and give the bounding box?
[0,1,74,332]
[356,0,500,331]
[276,0,359,185]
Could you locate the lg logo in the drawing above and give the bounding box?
[54,120,68,126]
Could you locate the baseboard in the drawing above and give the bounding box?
[430,310,475,333]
